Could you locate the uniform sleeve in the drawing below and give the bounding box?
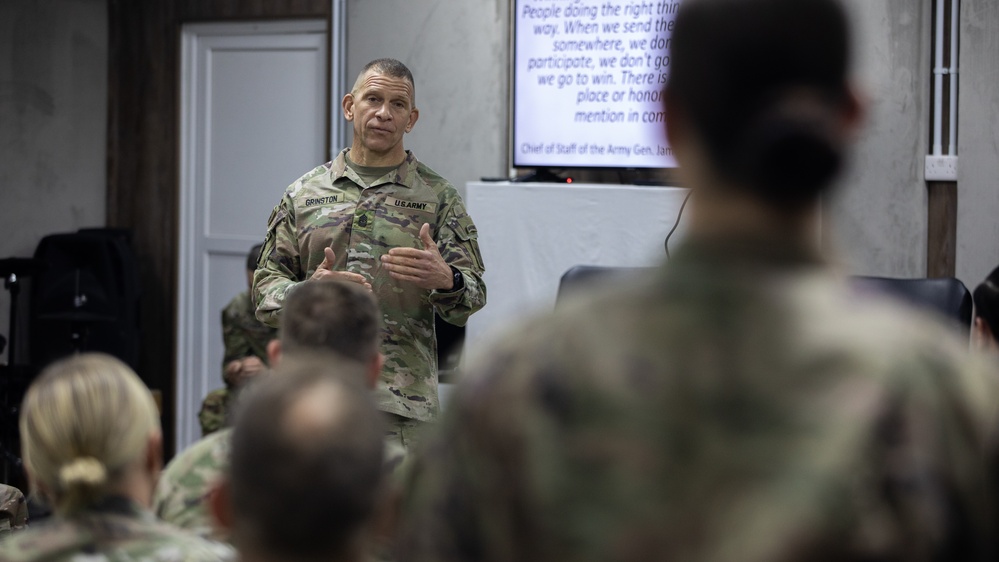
[198,389,229,437]
[252,196,306,328]
[428,193,486,326]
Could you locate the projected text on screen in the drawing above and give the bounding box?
[514,0,680,169]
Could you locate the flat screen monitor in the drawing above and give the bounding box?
[512,0,682,170]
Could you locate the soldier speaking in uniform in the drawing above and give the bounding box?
[253,58,486,448]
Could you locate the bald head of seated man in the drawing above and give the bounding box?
[211,358,385,562]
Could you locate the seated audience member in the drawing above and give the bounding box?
[973,265,999,351]
[395,0,999,560]
[0,353,232,561]
[210,358,385,562]
[154,280,403,540]
[200,243,278,436]
[0,484,27,534]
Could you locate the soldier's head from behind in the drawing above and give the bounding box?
[268,279,382,387]
[214,358,385,562]
[246,243,264,289]
[20,353,161,516]
[973,265,999,351]
[665,0,859,215]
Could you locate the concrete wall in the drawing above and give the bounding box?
[0,0,108,364]
[827,0,931,278]
[957,0,999,288]
[830,0,999,289]
[346,0,510,197]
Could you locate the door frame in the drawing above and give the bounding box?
[176,17,345,452]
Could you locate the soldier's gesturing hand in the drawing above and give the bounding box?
[310,247,372,291]
[382,223,454,290]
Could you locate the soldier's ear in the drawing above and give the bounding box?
[267,339,282,367]
[405,107,419,133]
[342,93,355,121]
[208,479,233,533]
[366,353,384,390]
[146,430,163,475]
[25,471,53,508]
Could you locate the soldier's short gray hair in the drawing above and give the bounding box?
[280,279,381,363]
[351,58,416,103]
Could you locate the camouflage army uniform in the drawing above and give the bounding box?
[0,495,233,561]
[397,235,999,562]
[199,291,278,435]
[253,149,486,423]
[221,290,276,367]
[153,428,232,540]
[153,426,408,541]
[0,484,27,535]
[197,388,231,436]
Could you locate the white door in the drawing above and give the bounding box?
[177,20,336,452]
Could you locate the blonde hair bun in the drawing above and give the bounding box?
[20,353,160,514]
[58,457,107,489]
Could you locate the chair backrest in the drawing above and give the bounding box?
[849,276,973,334]
[557,265,652,306]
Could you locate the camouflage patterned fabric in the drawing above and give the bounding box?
[153,427,408,541]
[221,290,276,369]
[0,495,233,561]
[384,412,428,452]
[253,149,486,422]
[153,428,232,540]
[198,388,230,437]
[197,291,277,436]
[0,484,27,535]
[397,235,999,562]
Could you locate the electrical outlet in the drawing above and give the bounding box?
[924,155,958,181]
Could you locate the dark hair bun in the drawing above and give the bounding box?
[668,0,851,207]
[736,96,844,206]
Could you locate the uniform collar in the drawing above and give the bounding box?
[71,495,145,519]
[668,231,825,272]
[330,148,421,190]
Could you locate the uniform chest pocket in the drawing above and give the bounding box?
[372,198,439,249]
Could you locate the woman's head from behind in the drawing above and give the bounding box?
[973,266,999,351]
[20,353,161,515]
[666,0,860,209]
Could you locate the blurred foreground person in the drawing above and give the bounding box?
[973,265,999,352]
[209,359,385,562]
[396,0,999,560]
[0,353,231,561]
[154,280,401,541]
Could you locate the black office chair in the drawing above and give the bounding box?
[849,276,973,335]
[557,265,653,306]
[436,315,464,384]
